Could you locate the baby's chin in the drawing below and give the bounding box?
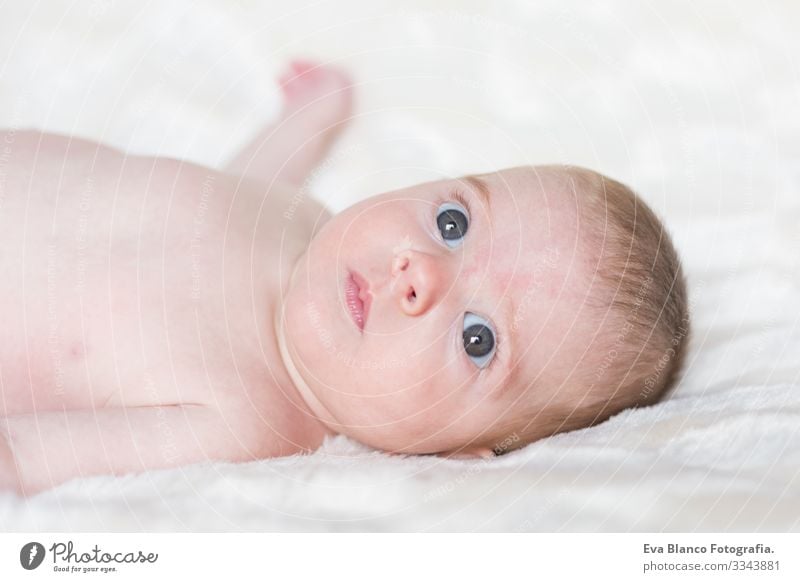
[335,422,466,455]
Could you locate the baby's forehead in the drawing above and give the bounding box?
[458,168,581,249]
[462,168,596,317]
[467,166,576,202]
[461,168,580,230]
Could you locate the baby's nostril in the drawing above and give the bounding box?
[408,289,416,303]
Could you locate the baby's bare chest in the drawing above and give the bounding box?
[0,135,313,425]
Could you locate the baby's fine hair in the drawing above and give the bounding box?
[487,165,689,456]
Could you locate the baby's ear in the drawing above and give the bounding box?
[440,446,495,460]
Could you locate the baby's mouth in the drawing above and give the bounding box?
[345,270,371,332]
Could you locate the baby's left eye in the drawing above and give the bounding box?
[436,202,469,248]
[462,312,496,369]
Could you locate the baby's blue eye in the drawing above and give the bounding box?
[436,202,469,248]
[462,312,496,369]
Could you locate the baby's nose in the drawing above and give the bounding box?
[390,249,445,316]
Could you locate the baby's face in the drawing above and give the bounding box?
[282,166,599,455]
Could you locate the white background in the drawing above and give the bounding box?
[0,0,798,532]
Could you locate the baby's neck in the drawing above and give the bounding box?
[273,301,339,432]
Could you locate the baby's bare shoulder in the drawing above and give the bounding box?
[3,130,328,222]
[3,129,123,162]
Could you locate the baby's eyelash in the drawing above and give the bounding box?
[448,189,472,219]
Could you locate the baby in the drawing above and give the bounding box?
[0,61,689,495]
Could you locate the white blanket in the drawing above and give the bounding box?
[1,0,798,531]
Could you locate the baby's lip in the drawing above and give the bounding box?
[345,270,371,332]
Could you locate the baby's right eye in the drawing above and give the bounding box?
[436,201,469,248]
[462,312,496,369]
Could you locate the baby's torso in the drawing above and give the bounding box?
[0,131,330,453]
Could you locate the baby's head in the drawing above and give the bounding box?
[279,165,689,457]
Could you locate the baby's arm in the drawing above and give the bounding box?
[0,406,254,496]
[0,432,19,492]
[225,61,352,187]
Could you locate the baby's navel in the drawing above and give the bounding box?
[68,341,85,360]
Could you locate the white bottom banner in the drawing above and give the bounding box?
[1,533,798,581]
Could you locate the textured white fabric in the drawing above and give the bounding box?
[1,0,798,531]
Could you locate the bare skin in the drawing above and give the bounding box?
[0,61,352,495]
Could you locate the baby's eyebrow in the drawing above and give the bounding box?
[463,175,492,211]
